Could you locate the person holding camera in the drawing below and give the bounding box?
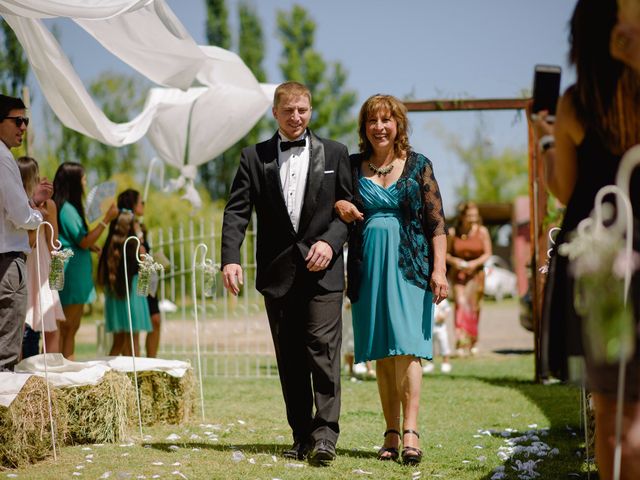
[534,1,640,478]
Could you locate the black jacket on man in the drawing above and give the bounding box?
[221,128,352,450]
[221,130,352,298]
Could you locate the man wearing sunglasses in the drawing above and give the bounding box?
[0,94,52,371]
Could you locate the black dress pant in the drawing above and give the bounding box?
[264,278,343,445]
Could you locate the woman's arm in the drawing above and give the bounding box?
[431,233,449,304]
[468,226,493,270]
[43,199,58,253]
[28,229,36,248]
[546,91,581,205]
[78,203,118,250]
[334,200,364,223]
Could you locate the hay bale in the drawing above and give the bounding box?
[130,368,196,425]
[0,376,68,469]
[58,370,135,444]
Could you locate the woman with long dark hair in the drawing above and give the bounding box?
[97,189,151,356]
[538,0,640,477]
[53,162,117,359]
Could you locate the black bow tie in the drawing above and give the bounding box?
[280,138,306,152]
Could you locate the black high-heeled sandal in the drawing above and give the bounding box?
[401,429,423,465]
[377,429,400,461]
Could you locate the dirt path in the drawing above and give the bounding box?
[476,299,533,354]
[78,299,530,356]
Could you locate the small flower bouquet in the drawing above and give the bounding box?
[559,223,639,365]
[137,253,164,297]
[199,259,219,298]
[49,248,74,290]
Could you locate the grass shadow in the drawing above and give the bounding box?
[492,348,535,355]
[470,375,594,479]
[146,441,378,460]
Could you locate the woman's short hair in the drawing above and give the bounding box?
[358,94,411,158]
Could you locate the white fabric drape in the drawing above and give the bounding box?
[75,2,207,89]
[0,372,33,407]
[0,0,275,205]
[14,353,191,390]
[0,0,152,19]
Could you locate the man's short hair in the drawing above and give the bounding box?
[273,82,312,108]
[0,94,26,120]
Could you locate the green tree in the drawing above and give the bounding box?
[276,5,357,145]
[205,0,231,50]
[55,71,147,181]
[0,19,28,97]
[447,121,529,204]
[201,0,269,200]
[229,1,269,146]
[200,0,232,199]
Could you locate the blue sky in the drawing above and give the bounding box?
[34,0,578,214]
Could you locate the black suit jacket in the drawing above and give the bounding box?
[221,130,352,299]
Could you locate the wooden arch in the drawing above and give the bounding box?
[404,98,547,382]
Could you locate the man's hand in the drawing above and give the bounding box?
[305,240,333,272]
[33,178,53,206]
[334,200,364,223]
[222,263,244,296]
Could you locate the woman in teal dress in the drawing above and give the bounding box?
[97,189,151,356]
[335,94,448,465]
[54,162,118,359]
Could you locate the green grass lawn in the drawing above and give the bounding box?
[11,353,595,479]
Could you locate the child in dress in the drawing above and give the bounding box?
[423,298,453,374]
[18,156,65,356]
[97,190,151,356]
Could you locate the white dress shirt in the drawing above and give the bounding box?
[0,142,42,253]
[278,132,310,232]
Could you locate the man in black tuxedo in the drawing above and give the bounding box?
[221,82,352,466]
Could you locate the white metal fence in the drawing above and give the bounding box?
[147,216,277,378]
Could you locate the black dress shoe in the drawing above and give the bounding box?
[308,439,336,466]
[283,439,311,460]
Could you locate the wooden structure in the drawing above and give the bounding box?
[404,98,548,381]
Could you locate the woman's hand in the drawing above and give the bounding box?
[334,200,364,223]
[104,202,119,223]
[526,101,555,140]
[430,270,449,305]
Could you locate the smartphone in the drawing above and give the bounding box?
[531,64,561,122]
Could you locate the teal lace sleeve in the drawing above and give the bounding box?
[397,152,446,290]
